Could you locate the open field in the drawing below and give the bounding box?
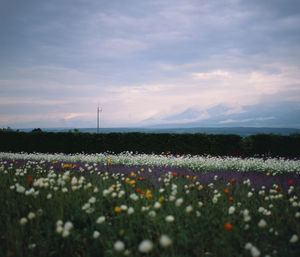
[1,152,300,257]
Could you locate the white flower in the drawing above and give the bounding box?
[64,221,73,231]
[148,210,156,217]
[228,206,235,215]
[159,235,172,248]
[245,243,253,250]
[47,193,52,199]
[248,192,253,197]
[127,207,134,215]
[27,212,36,220]
[120,205,128,211]
[198,201,203,208]
[93,231,100,239]
[258,219,267,228]
[250,246,261,257]
[20,217,28,225]
[295,212,300,218]
[62,230,70,238]
[114,240,125,251]
[130,193,138,201]
[96,216,106,224]
[89,197,96,204]
[138,240,153,253]
[165,215,175,222]
[56,226,63,234]
[290,234,298,243]
[154,202,161,209]
[186,205,193,213]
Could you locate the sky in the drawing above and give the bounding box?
[1,0,300,128]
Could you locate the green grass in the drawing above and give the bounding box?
[0,159,300,257]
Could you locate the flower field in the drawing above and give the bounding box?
[1,152,300,257]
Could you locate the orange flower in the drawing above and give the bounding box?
[288,180,293,185]
[224,222,233,230]
[172,172,178,177]
[230,178,236,184]
[228,196,233,201]
[27,177,33,183]
[136,188,144,195]
[224,189,229,194]
[145,189,152,199]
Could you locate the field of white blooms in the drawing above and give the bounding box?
[1,152,300,257]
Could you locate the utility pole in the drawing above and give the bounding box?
[97,106,102,133]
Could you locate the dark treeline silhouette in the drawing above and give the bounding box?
[0,130,299,157]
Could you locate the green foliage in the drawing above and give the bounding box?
[0,131,299,157]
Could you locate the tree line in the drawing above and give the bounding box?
[0,130,299,157]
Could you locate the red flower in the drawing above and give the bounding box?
[27,177,33,183]
[288,180,293,185]
[228,196,233,201]
[136,188,144,195]
[224,222,233,231]
[276,186,281,192]
[172,172,178,177]
[230,178,236,184]
[224,189,229,194]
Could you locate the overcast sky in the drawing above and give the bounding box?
[1,0,300,128]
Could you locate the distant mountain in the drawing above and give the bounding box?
[17,127,300,137]
[143,102,300,129]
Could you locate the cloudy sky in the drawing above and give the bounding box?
[1,0,300,128]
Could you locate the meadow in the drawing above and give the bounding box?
[1,152,300,257]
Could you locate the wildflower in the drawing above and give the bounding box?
[288,180,293,185]
[141,168,144,172]
[114,206,122,213]
[250,246,261,257]
[154,202,161,209]
[158,196,165,203]
[148,210,156,217]
[172,172,178,177]
[198,201,203,207]
[290,234,298,243]
[125,178,130,183]
[228,206,235,215]
[89,197,96,204]
[145,190,152,199]
[27,212,36,220]
[198,185,203,190]
[127,207,134,215]
[248,192,253,197]
[224,222,233,230]
[27,177,33,183]
[136,188,144,195]
[138,240,153,253]
[186,205,193,213]
[228,196,233,201]
[20,217,28,225]
[130,193,139,201]
[258,219,267,228]
[96,216,106,224]
[130,172,136,178]
[165,215,175,222]
[175,198,184,207]
[230,178,236,184]
[114,240,125,252]
[129,180,136,185]
[93,231,100,239]
[224,189,229,194]
[159,235,172,248]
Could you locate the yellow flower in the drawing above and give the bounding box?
[141,168,144,172]
[193,176,197,180]
[114,206,121,213]
[125,178,131,183]
[158,196,165,203]
[129,180,136,185]
[198,185,204,191]
[130,172,136,178]
[189,183,195,188]
[186,175,190,179]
